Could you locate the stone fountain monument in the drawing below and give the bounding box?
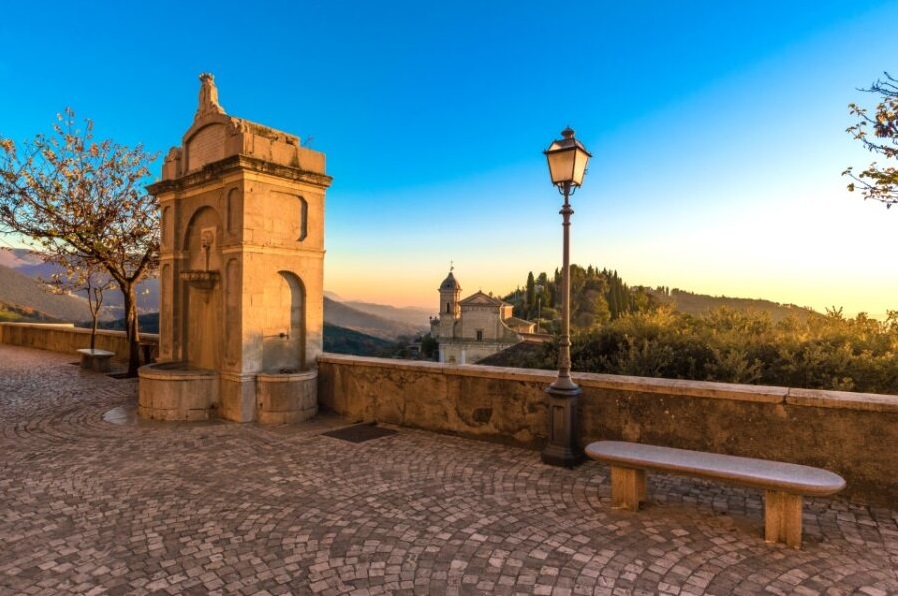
[138,74,332,423]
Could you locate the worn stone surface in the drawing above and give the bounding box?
[318,354,898,505]
[1,322,158,363]
[142,74,332,423]
[2,344,898,595]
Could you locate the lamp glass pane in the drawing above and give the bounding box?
[571,148,590,185]
[547,148,575,184]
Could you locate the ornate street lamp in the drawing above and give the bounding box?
[542,127,591,467]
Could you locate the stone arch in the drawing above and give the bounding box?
[184,206,222,272]
[182,206,223,370]
[261,271,306,372]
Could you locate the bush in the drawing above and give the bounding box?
[508,306,898,394]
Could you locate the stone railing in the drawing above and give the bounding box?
[318,354,898,506]
[0,322,158,363]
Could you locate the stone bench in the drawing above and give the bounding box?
[585,440,846,548]
[76,348,116,373]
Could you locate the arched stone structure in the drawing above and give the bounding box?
[182,206,223,371]
[139,73,332,423]
[261,271,306,373]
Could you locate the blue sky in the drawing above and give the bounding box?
[2,1,897,316]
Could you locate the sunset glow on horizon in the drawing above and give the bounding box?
[2,1,897,318]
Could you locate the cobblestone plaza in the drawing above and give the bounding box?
[1,344,896,595]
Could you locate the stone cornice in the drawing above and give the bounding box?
[147,154,332,195]
[316,353,898,412]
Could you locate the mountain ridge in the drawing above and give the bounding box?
[0,262,99,322]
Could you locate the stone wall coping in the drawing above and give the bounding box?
[138,364,218,381]
[318,353,898,412]
[76,348,115,356]
[2,322,75,329]
[0,322,159,342]
[786,387,898,413]
[257,370,317,382]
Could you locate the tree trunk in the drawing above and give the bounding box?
[122,284,141,377]
[90,315,98,352]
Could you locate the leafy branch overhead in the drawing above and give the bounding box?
[0,108,160,376]
[844,72,898,208]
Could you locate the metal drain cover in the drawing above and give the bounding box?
[322,423,397,443]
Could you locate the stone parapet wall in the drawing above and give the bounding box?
[0,323,158,362]
[317,354,898,506]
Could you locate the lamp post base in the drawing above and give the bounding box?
[541,384,584,468]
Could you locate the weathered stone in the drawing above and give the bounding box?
[318,353,898,505]
[1,323,158,363]
[77,349,115,372]
[140,73,332,423]
[5,344,897,596]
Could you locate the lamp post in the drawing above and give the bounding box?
[541,127,591,468]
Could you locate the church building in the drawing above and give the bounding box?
[430,268,535,364]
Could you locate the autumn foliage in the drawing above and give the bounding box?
[0,109,159,375]
[511,305,898,394]
[844,72,898,208]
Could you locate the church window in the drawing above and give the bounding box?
[446,302,451,314]
[476,330,484,341]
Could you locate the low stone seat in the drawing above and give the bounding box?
[585,440,846,548]
[76,348,116,373]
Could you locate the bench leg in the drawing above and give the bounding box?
[610,466,646,511]
[765,490,803,548]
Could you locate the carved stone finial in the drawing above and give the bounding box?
[195,73,226,120]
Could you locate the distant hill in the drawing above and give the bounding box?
[323,323,395,356]
[324,297,427,340]
[4,249,426,336]
[646,288,817,321]
[0,263,105,323]
[339,299,432,329]
[0,247,56,278]
[102,298,424,344]
[103,313,396,358]
[0,248,158,315]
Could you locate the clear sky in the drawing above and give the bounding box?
[1,1,897,317]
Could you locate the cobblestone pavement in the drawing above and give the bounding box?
[1,345,897,596]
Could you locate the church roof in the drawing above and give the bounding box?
[502,316,533,327]
[439,271,461,292]
[459,291,509,307]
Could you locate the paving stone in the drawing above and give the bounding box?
[1,344,897,595]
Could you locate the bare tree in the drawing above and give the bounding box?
[0,108,159,375]
[45,256,115,352]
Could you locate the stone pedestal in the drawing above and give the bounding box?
[541,386,583,467]
[77,348,115,373]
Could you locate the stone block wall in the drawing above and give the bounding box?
[0,323,158,363]
[317,354,898,506]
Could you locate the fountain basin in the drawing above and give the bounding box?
[257,369,318,424]
[138,362,219,421]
